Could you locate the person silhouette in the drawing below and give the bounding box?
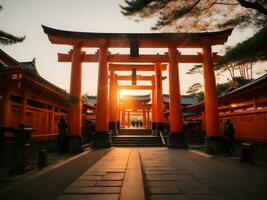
[224,120,235,156]
[58,117,68,152]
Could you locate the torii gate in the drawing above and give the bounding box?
[42,25,232,152]
[109,64,167,135]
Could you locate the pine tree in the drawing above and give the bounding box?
[120,0,267,31]
[0,5,25,45]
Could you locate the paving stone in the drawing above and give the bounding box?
[150,194,227,200]
[145,170,190,175]
[64,186,121,194]
[78,175,102,181]
[70,180,97,187]
[147,180,202,187]
[102,173,124,180]
[149,187,182,194]
[57,194,120,200]
[180,187,213,194]
[83,171,107,176]
[96,181,123,186]
[146,174,193,181]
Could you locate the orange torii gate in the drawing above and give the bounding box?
[111,68,167,134]
[42,25,232,152]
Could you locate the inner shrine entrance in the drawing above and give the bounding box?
[42,25,232,152]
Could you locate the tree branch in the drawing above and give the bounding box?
[238,0,267,16]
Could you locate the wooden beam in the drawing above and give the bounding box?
[109,64,167,71]
[58,53,220,63]
[115,75,166,81]
[118,85,152,90]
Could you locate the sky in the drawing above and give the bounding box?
[1,0,264,97]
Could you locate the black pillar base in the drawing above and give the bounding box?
[156,122,165,131]
[152,122,156,130]
[117,121,120,130]
[109,122,118,136]
[68,136,83,153]
[151,122,156,135]
[167,132,187,148]
[92,132,111,149]
[204,136,226,154]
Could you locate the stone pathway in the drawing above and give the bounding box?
[139,148,267,200]
[55,147,267,200]
[57,148,144,200]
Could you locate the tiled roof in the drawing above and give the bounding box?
[0,50,67,95]
[163,94,197,105]
[220,73,267,98]
[83,95,97,106]
[121,94,151,101]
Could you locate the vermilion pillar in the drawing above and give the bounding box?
[143,109,146,128]
[167,46,186,148]
[109,70,117,134]
[202,42,222,153]
[155,62,164,132]
[116,84,120,130]
[151,80,156,132]
[127,112,130,128]
[93,45,111,148]
[68,43,83,152]
[147,108,150,128]
[122,108,126,128]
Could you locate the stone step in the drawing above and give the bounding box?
[111,136,166,147]
[118,129,152,135]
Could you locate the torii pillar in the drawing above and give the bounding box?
[92,46,111,148]
[143,109,147,128]
[155,62,164,134]
[121,108,126,128]
[167,46,187,148]
[68,43,83,152]
[115,79,120,130]
[147,108,150,128]
[109,70,117,135]
[202,42,223,153]
[127,112,131,128]
[151,80,156,133]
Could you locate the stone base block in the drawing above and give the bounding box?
[68,136,83,153]
[167,132,187,148]
[117,121,120,130]
[92,132,111,149]
[152,122,156,130]
[109,122,118,136]
[204,136,226,154]
[156,122,165,131]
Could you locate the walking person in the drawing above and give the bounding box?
[224,120,236,156]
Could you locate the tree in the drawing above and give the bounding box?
[186,83,204,102]
[187,76,253,102]
[120,0,267,31]
[216,25,267,71]
[0,5,25,45]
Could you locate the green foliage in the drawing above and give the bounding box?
[186,83,204,102]
[186,76,253,102]
[120,0,267,31]
[218,26,267,66]
[0,5,25,45]
[233,76,253,85]
[120,0,154,15]
[0,30,25,45]
[216,82,230,95]
[186,65,203,75]
[68,95,79,105]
